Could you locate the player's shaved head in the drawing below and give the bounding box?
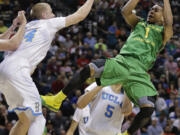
[30,3,52,19]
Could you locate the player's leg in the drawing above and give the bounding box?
[27,113,46,135]
[10,109,46,135]
[62,59,106,95]
[9,112,30,135]
[41,59,106,112]
[122,81,157,135]
[124,97,155,135]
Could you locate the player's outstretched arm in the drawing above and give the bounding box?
[65,0,94,27]
[77,86,103,109]
[121,93,133,116]
[0,11,26,51]
[163,0,173,45]
[121,0,141,28]
[66,120,78,135]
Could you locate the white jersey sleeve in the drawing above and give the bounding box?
[47,17,66,32]
[72,108,83,123]
[85,82,97,92]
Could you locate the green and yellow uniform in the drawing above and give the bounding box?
[100,20,164,106]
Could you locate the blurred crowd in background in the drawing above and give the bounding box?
[0,0,180,135]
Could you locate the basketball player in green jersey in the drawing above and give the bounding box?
[41,0,173,134]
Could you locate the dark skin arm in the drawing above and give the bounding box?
[162,0,173,45]
[121,0,141,28]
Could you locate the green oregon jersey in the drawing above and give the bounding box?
[120,20,164,70]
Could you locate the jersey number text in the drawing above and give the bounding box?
[24,29,37,42]
[105,104,115,118]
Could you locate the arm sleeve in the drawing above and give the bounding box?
[72,108,83,123]
[47,17,66,32]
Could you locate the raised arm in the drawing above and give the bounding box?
[77,86,103,109]
[162,0,173,45]
[0,25,15,39]
[65,0,94,27]
[0,11,26,51]
[0,18,18,39]
[121,0,141,28]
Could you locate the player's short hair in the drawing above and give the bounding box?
[30,3,49,20]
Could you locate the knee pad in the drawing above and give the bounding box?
[140,107,154,118]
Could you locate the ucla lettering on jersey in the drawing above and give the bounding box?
[102,92,122,105]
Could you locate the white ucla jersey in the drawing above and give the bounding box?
[5,17,66,72]
[85,82,124,135]
[73,106,90,135]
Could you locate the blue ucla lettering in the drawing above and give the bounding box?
[102,92,120,105]
[109,95,114,101]
[102,92,108,99]
[114,96,120,104]
[83,116,89,124]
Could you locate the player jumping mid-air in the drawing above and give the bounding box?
[41,0,173,134]
[0,0,95,134]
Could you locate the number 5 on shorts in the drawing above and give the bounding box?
[105,104,115,118]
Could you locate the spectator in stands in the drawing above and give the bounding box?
[172,115,180,134]
[163,125,175,135]
[176,57,180,90]
[51,111,68,135]
[155,95,167,113]
[63,34,73,49]
[51,74,66,94]
[166,91,177,111]
[77,53,89,67]
[165,56,178,79]
[83,32,96,49]
[94,38,107,52]
[147,117,164,135]
[157,111,167,129]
